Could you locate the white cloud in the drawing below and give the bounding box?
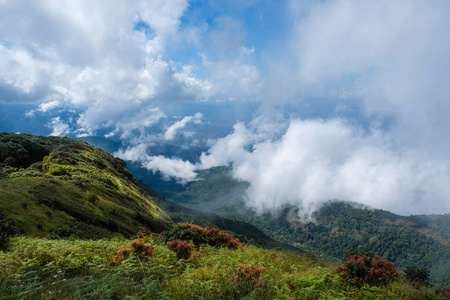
[293,0,450,151]
[48,116,70,137]
[143,155,197,183]
[114,144,149,162]
[0,0,191,134]
[201,55,263,101]
[164,112,203,140]
[199,119,450,219]
[0,0,265,136]
[115,145,197,184]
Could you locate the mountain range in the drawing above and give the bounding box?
[1,132,449,299]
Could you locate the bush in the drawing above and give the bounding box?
[404,266,431,286]
[0,212,21,248]
[130,240,154,258]
[110,240,154,265]
[335,252,400,287]
[410,281,421,290]
[136,226,149,239]
[166,240,195,260]
[234,263,266,289]
[164,223,243,250]
[110,247,131,265]
[435,287,450,298]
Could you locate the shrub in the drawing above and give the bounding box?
[130,240,154,258]
[234,263,266,289]
[110,247,131,265]
[166,240,195,260]
[0,212,21,248]
[335,252,400,287]
[137,226,149,239]
[435,287,450,298]
[410,281,421,290]
[404,266,431,286]
[164,223,243,250]
[110,240,154,265]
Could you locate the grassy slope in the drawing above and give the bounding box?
[133,165,450,288]
[0,132,170,238]
[0,133,448,298]
[1,235,446,300]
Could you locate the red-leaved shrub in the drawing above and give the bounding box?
[167,239,195,260]
[110,240,154,265]
[233,263,266,289]
[165,223,243,250]
[410,281,421,290]
[435,287,450,298]
[110,247,131,265]
[130,240,154,258]
[335,253,400,287]
[136,226,149,239]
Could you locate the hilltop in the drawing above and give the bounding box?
[0,132,170,239]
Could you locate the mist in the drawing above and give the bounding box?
[2,0,450,216]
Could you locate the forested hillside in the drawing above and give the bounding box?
[133,165,450,288]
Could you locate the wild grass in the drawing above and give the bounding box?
[0,236,446,299]
[1,134,171,238]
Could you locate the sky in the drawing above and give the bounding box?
[1,0,450,218]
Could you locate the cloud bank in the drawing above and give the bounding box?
[135,0,450,217]
[0,0,262,138]
[2,0,450,217]
[199,119,450,219]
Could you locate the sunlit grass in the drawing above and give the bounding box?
[0,236,445,299]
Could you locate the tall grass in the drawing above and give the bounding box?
[0,236,445,299]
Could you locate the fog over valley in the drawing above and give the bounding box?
[1,0,450,217]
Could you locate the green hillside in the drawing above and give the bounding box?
[133,165,450,288]
[1,132,449,299]
[0,132,170,239]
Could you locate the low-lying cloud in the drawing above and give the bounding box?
[125,0,450,217]
[3,0,450,217]
[200,119,450,219]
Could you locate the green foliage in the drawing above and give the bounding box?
[405,266,432,286]
[0,132,171,239]
[0,236,447,299]
[143,165,450,288]
[0,212,22,248]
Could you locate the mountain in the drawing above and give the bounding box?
[132,165,450,288]
[1,132,449,298]
[0,132,171,239]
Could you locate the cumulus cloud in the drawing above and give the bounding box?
[196,0,450,217]
[115,145,197,184]
[3,0,450,218]
[293,0,450,150]
[48,116,71,137]
[164,112,203,140]
[143,155,197,183]
[141,0,450,217]
[199,119,450,219]
[0,1,265,136]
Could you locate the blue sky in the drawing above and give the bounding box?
[1,0,450,216]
